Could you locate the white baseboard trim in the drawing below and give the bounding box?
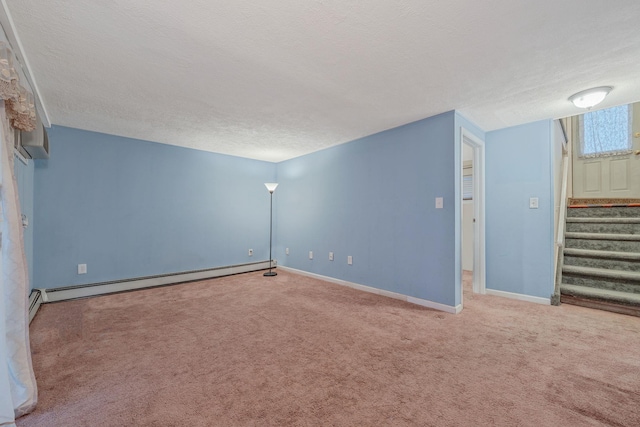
[41,261,274,303]
[279,266,462,314]
[485,288,551,305]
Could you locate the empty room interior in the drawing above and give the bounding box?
[1,1,640,426]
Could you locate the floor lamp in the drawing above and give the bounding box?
[264,183,278,277]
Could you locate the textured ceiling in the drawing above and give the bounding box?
[5,1,640,162]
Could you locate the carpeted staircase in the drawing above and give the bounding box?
[560,203,640,316]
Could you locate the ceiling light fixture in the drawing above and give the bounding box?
[568,86,612,109]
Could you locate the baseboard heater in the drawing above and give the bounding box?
[28,289,43,324]
[31,261,274,314]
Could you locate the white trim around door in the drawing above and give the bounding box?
[460,128,486,300]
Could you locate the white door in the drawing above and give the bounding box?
[572,103,640,199]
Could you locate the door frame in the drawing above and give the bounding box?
[460,128,486,297]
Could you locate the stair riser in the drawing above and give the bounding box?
[563,255,640,272]
[567,207,640,218]
[562,274,640,294]
[564,239,640,252]
[566,223,640,234]
[560,295,640,317]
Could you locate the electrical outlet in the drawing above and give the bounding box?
[435,197,443,209]
[329,252,334,261]
[347,256,353,265]
[78,264,87,274]
[248,249,253,256]
[309,251,313,260]
[529,197,539,209]
[285,248,289,255]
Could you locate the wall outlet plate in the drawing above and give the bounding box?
[248,249,253,256]
[529,197,539,209]
[78,264,87,274]
[329,252,334,261]
[285,248,289,255]
[347,256,353,265]
[309,251,313,260]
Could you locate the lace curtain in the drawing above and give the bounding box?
[578,104,632,158]
[0,42,36,133]
[0,39,38,426]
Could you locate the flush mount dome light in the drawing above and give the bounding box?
[568,86,612,109]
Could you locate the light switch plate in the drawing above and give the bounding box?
[78,264,87,274]
[285,248,289,255]
[529,197,539,209]
[329,252,334,261]
[435,197,443,209]
[347,255,353,265]
[309,251,313,260]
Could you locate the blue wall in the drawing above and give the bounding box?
[276,112,459,307]
[485,120,554,299]
[14,154,34,289]
[33,126,276,289]
[29,115,555,305]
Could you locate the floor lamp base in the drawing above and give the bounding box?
[264,271,277,277]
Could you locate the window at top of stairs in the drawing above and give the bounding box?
[578,104,632,158]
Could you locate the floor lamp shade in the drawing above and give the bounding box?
[265,183,278,193]
[264,183,278,277]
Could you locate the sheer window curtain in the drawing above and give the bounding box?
[578,104,633,158]
[0,41,37,426]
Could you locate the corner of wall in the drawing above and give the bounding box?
[485,120,555,300]
[275,112,459,307]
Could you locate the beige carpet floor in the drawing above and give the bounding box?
[17,269,640,426]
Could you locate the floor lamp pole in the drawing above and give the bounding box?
[264,187,277,277]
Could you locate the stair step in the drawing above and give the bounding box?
[567,217,640,224]
[567,206,640,218]
[569,199,640,205]
[564,232,640,241]
[562,265,640,282]
[565,233,640,252]
[561,283,640,303]
[566,222,640,234]
[563,254,640,272]
[560,284,640,317]
[561,265,640,294]
[563,248,640,261]
[563,248,640,272]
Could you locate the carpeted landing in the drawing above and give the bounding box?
[18,270,640,426]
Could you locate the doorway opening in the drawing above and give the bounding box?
[460,128,486,305]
